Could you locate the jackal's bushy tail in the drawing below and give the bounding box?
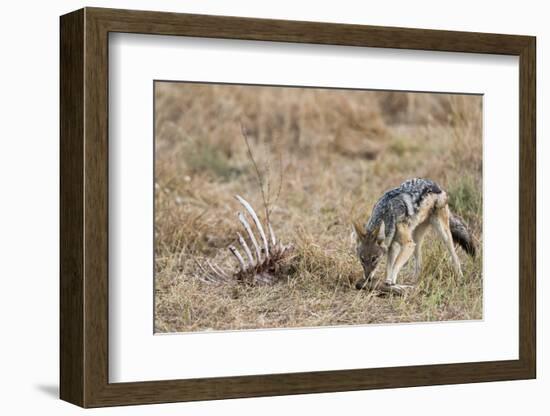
[449,212,476,257]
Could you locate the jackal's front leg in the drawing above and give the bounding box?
[386,224,415,286]
[385,242,400,285]
[386,241,415,285]
[412,222,429,279]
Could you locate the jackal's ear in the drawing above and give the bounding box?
[352,221,367,243]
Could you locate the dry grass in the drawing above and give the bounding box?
[154,82,483,333]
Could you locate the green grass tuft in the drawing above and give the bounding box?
[185,141,244,181]
[447,175,482,221]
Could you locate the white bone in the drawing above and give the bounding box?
[235,195,270,259]
[228,245,247,271]
[237,212,262,263]
[208,261,230,279]
[206,260,228,280]
[194,259,218,282]
[237,232,255,267]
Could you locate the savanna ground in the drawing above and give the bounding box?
[154,82,482,333]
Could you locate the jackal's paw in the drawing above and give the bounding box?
[380,282,413,296]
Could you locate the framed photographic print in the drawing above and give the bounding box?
[60,7,536,408]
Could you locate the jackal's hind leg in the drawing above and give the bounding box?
[432,207,463,278]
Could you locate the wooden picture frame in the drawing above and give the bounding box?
[60,7,536,408]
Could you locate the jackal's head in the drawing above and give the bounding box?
[353,222,385,290]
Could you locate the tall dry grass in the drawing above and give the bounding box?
[154,82,482,333]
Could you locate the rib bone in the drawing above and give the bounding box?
[235,195,270,259]
[237,232,256,267]
[237,212,262,262]
[228,245,246,271]
[196,196,293,286]
[206,259,229,280]
[194,259,217,282]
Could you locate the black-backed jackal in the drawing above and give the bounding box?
[353,178,476,293]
